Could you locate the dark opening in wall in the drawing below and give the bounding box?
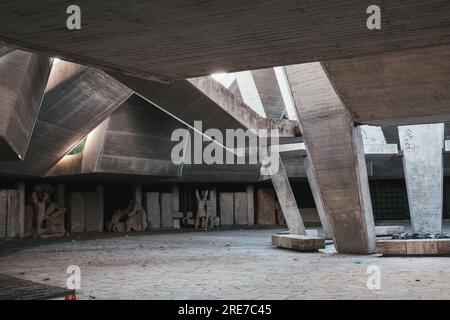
[370,179,409,220]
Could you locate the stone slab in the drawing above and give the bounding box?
[68,193,84,233]
[376,239,450,256]
[219,193,234,225]
[146,192,161,229]
[375,226,404,236]
[84,192,99,232]
[0,190,7,238]
[257,188,276,225]
[272,234,325,251]
[7,190,19,238]
[233,192,248,225]
[160,193,173,228]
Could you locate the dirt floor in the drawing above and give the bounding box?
[1,227,449,300]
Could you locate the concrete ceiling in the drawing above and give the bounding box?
[324,44,450,126]
[1,1,449,81]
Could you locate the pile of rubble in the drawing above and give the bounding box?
[392,232,450,240]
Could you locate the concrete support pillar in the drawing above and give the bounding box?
[17,182,25,238]
[56,184,65,207]
[97,186,104,232]
[270,159,306,235]
[285,63,376,254]
[304,158,333,238]
[246,185,255,226]
[398,123,444,233]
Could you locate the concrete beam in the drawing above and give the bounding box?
[324,44,450,126]
[399,124,444,233]
[1,1,449,80]
[0,50,52,160]
[285,63,376,254]
[0,63,133,177]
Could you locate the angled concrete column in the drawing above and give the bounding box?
[270,159,306,235]
[304,158,332,238]
[246,185,255,226]
[235,71,266,117]
[398,124,444,233]
[285,63,376,254]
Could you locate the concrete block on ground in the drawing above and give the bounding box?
[257,188,276,225]
[68,193,85,233]
[376,239,450,256]
[272,234,325,251]
[146,192,161,229]
[234,192,248,225]
[160,193,173,228]
[7,190,20,238]
[375,225,404,236]
[84,192,99,232]
[219,193,234,225]
[0,190,7,238]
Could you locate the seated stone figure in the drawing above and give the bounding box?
[31,184,66,237]
[108,200,147,232]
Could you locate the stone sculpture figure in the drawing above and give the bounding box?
[194,189,209,229]
[108,200,147,232]
[31,184,66,237]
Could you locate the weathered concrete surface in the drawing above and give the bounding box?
[324,44,450,126]
[0,190,7,238]
[146,192,161,229]
[270,160,306,235]
[233,192,248,225]
[375,226,404,236]
[68,193,85,233]
[256,188,276,225]
[377,239,450,256]
[304,158,332,238]
[0,64,133,177]
[285,63,376,254]
[1,1,449,80]
[399,124,444,233]
[246,186,254,226]
[108,71,297,137]
[0,50,52,160]
[251,68,286,119]
[6,190,19,238]
[84,192,100,233]
[2,229,450,299]
[219,193,234,226]
[234,71,266,117]
[160,193,173,228]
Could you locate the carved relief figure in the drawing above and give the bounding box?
[31,184,66,236]
[195,189,209,229]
